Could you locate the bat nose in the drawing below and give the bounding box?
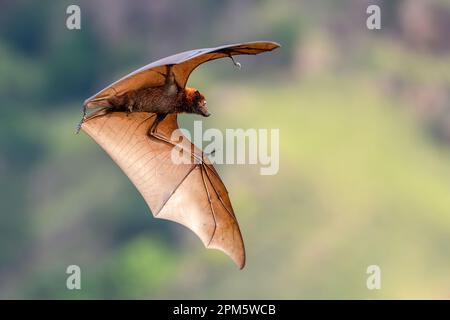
[202,102,210,117]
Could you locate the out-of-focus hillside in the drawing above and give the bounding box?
[1,0,450,299]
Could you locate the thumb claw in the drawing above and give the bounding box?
[229,55,241,69]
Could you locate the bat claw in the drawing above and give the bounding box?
[75,122,82,134]
[75,105,87,134]
[75,116,85,134]
[229,55,241,69]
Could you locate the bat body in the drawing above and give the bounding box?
[94,86,209,116]
[80,41,280,268]
[85,65,209,117]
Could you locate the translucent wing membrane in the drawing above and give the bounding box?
[82,111,245,268]
[84,41,280,107]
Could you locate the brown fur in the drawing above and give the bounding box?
[107,86,209,116]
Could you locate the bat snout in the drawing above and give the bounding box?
[200,107,210,117]
[200,101,210,117]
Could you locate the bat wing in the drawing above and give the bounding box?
[84,41,280,106]
[81,110,245,268]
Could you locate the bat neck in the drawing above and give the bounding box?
[180,88,198,114]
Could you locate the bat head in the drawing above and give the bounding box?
[185,87,210,117]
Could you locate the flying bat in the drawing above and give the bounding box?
[79,41,280,268]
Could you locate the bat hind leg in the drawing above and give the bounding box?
[164,65,179,95]
[148,113,179,147]
[149,113,167,136]
[149,113,204,164]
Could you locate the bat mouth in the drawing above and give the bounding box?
[199,102,210,117]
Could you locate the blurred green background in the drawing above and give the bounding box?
[1,0,450,299]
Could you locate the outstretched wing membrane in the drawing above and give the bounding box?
[84,41,280,106]
[81,111,245,268]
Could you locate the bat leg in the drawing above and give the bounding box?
[163,65,179,95]
[154,69,176,86]
[149,113,204,164]
[149,114,179,146]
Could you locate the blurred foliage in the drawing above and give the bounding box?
[0,0,450,299]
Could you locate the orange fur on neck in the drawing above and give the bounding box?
[184,87,200,106]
